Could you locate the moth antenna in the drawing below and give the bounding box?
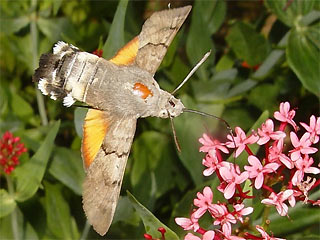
[182,108,236,151]
[171,50,211,95]
[170,116,181,153]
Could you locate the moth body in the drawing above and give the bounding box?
[33,5,192,236]
[34,41,184,119]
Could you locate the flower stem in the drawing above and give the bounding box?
[262,184,274,194]
[261,206,270,229]
[80,220,91,240]
[6,175,19,240]
[31,0,48,126]
[245,145,254,155]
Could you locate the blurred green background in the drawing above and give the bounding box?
[0,0,319,239]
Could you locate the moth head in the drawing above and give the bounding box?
[158,91,184,118]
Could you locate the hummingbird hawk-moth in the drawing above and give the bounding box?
[33,5,192,236]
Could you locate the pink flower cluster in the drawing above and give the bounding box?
[0,131,27,174]
[175,102,320,240]
[175,187,253,240]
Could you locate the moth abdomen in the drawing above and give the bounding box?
[33,41,102,107]
[33,42,78,102]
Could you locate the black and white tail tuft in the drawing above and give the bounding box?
[33,41,80,107]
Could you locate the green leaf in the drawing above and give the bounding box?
[74,107,87,138]
[248,84,280,111]
[174,96,205,185]
[226,79,257,98]
[49,147,85,195]
[193,68,237,101]
[113,196,140,226]
[103,0,129,59]
[265,0,315,27]
[215,53,235,72]
[207,0,226,35]
[127,191,179,240]
[186,0,215,81]
[226,21,270,66]
[0,206,38,240]
[11,92,34,120]
[52,0,62,16]
[287,27,320,96]
[163,55,190,89]
[44,182,79,239]
[0,16,30,34]
[37,17,78,43]
[0,189,16,218]
[15,121,60,201]
[131,131,167,186]
[0,82,9,118]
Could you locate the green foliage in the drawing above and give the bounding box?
[15,121,60,202]
[226,21,270,66]
[287,26,320,96]
[44,182,79,239]
[0,189,16,218]
[127,191,179,240]
[102,0,128,59]
[0,0,319,239]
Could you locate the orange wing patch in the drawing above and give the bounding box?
[109,37,139,65]
[133,83,153,99]
[82,109,109,169]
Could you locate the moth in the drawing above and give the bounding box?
[33,5,193,236]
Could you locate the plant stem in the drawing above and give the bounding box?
[79,220,90,240]
[6,175,19,240]
[261,205,270,229]
[31,0,48,126]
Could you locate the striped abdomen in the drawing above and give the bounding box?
[33,41,105,107]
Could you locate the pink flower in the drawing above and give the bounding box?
[257,119,286,145]
[210,204,236,236]
[274,102,297,131]
[175,212,200,232]
[287,190,302,207]
[185,231,215,240]
[218,163,249,199]
[223,235,245,240]
[244,156,280,189]
[255,225,285,240]
[289,132,317,161]
[261,190,293,216]
[202,154,221,176]
[199,133,229,155]
[226,127,259,157]
[291,155,320,186]
[193,187,214,218]
[222,223,246,240]
[312,200,320,206]
[268,139,293,169]
[300,115,320,144]
[233,204,253,223]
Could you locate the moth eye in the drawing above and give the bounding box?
[160,110,167,117]
[132,83,153,99]
[169,100,175,107]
